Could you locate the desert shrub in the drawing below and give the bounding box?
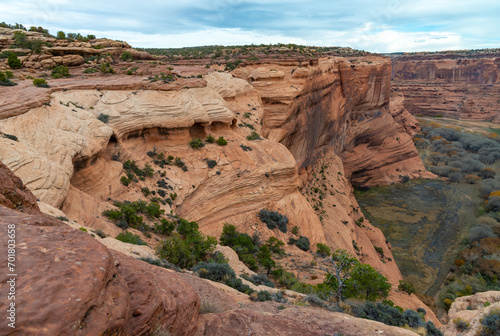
[51,65,70,79]
[295,236,310,251]
[219,224,257,252]
[257,245,276,274]
[258,209,288,233]
[206,159,217,168]
[91,229,107,238]
[32,78,48,87]
[199,300,221,314]
[224,277,254,294]
[448,171,464,182]
[154,218,175,235]
[479,168,496,179]
[253,290,273,302]
[216,136,227,146]
[157,231,216,269]
[99,62,115,74]
[479,180,500,199]
[0,71,16,86]
[469,224,496,242]
[83,67,98,73]
[189,138,205,149]
[205,134,215,143]
[56,31,66,39]
[120,51,134,61]
[177,218,199,237]
[344,264,391,301]
[477,309,500,336]
[465,174,481,184]
[97,113,109,123]
[265,237,285,255]
[246,131,261,141]
[453,318,470,332]
[316,243,331,257]
[193,261,235,282]
[352,302,442,335]
[7,53,21,69]
[486,196,500,212]
[116,231,147,245]
[244,273,275,288]
[291,225,300,235]
[398,280,416,295]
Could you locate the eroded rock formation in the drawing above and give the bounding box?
[0,40,440,328]
[392,52,500,121]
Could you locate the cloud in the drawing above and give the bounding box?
[1,0,498,52]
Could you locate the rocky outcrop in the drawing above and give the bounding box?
[0,52,438,324]
[442,291,500,336]
[0,162,200,336]
[233,57,432,186]
[392,52,500,121]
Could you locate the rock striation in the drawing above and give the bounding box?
[0,162,200,336]
[0,45,439,326]
[392,52,500,121]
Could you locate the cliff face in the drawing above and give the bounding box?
[233,57,432,186]
[0,51,438,325]
[392,53,500,121]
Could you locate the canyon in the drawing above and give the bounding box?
[391,50,500,122]
[1,27,498,335]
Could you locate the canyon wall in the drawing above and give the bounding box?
[392,52,500,121]
[0,53,438,323]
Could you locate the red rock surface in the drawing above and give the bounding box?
[392,52,500,121]
[0,162,200,336]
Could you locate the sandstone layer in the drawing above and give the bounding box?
[0,163,200,336]
[391,52,500,121]
[0,48,438,324]
[442,291,500,336]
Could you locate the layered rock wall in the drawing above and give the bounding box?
[392,53,500,121]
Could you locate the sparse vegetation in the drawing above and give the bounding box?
[116,231,147,245]
[258,209,289,233]
[51,65,70,79]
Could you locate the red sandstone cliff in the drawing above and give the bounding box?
[392,52,500,121]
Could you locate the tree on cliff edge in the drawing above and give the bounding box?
[321,249,359,304]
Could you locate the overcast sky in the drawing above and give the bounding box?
[2,0,499,53]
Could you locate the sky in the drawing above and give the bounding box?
[1,0,499,53]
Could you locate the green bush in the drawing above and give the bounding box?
[344,264,391,301]
[99,62,115,74]
[246,131,261,141]
[189,138,205,149]
[398,280,416,295]
[116,231,147,245]
[51,65,70,79]
[193,261,235,282]
[7,53,21,69]
[258,209,288,233]
[352,302,442,335]
[206,160,217,168]
[154,218,176,235]
[5,71,13,79]
[216,136,228,146]
[206,135,216,143]
[120,51,134,61]
[157,229,216,269]
[295,236,310,251]
[478,308,500,336]
[0,71,16,86]
[97,113,109,123]
[265,237,285,255]
[316,243,331,257]
[254,290,273,301]
[56,31,66,39]
[83,67,98,74]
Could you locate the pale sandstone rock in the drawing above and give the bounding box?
[443,291,500,336]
